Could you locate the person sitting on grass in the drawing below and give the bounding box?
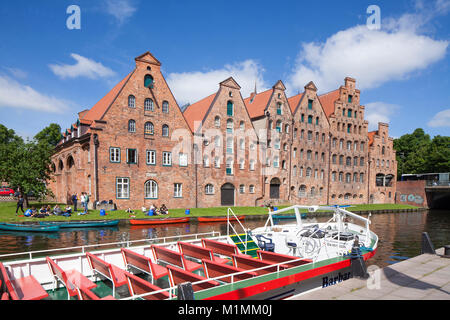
[24,206,36,217]
[126,208,134,214]
[65,205,72,215]
[32,207,49,218]
[159,204,168,215]
[52,205,62,215]
[39,206,48,215]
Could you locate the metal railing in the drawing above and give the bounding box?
[426,180,450,187]
[227,208,248,254]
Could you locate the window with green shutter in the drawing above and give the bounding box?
[348,109,352,117]
[348,95,353,103]
[308,99,313,109]
[227,101,233,116]
[144,75,154,88]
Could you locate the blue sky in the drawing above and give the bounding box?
[0,0,449,140]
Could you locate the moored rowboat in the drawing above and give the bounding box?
[197,216,245,223]
[39,220,120,228]
[0,223,60,232]
[129,217,190,225]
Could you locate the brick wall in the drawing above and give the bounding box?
[395,180,428,207]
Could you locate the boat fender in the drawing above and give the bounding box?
[177,282,194,300]
[350,240,369,279]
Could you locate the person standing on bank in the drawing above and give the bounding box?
[16,194,24,215]
[72,193,78,212]
[80,192,86,213]
[84,192,90,213]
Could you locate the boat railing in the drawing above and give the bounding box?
[0,231,221,262]
[121,255,313,300]
[226,207,248,253]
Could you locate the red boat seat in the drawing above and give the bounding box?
[151,245,202,272]
[125,271,171,300]
[167,265,220,292]
[201,259,257,283]
[178,241,229,265]
[76,286,116,300]
[256,250,313,268]
[46,256,96,299]
[201,238,240,258]
[121,248,168,284]
[231,254,288,275]
[86,252,127,297]
[0,262,48,300]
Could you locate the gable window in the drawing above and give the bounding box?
[144,180,158,199]
[144,98,154,111]
[174,183,182,198]
[116,178,130,199]
[226,119,234,133]
[146,150,156,165]
[162,101,169,113]
[214,116,221,127]
[127,148,138,164]
[347,109,352,118]
[249,159,255,171]
[226,137,234,154]
[144,122,154,135]
[162,124,169,137]
[308,99,313,109]
[162,152,172,166]
[301,114,304,122]
[273,156,279,168]
[276,120,282,132]
[277,103,282,115]
[144,75,154,88]
[110,147,120,163]
[227,101,233,116]
[226,158,233,175]
[348,95,353,103]
[128,120,136,133]
[128,95,135,108]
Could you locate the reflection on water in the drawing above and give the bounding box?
[0,210,449,269]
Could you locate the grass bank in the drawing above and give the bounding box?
[0,201,422,223]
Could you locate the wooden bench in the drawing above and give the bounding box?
[178,241,229,265]
[201,238,241,258]
[257,250,313,268]
[121,248,168,284]
[76,286,116,300]
[231,254,287,275]
[86,252,128,297]
[167,265,220,292]
[0,262,48,300]
[46,256,96,300]
[151,245,202,272]
[201,259,257,283]
[125,271,171,300]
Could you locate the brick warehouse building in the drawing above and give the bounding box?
[48,51,397,209]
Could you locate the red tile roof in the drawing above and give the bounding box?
[80,71,134,122]
[287,92,304,114]
[183,92,217,132]
[318,89,340,118]
[243,89,272,119]
[368,131,377,146]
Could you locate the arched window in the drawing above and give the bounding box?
[310,187,316,198]
[306,167,312,177]
[345,173,351,183]
[249,159,255,171]
[299,185,307,198]
[144,180,158,199]
[144,98,154,111]
[276,120,282,132]
[128,120,136,133]
[203,155,210,167]
[308,115,313,124]
[227,119,234,133]
[128,95,135,108]
[144,74,154,88]
[382,146,385,155]
[144,122,154,135]
[162,101,169,113]
[214,116,220,127]
[162,124,169,137]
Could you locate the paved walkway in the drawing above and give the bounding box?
[289,248,450,300]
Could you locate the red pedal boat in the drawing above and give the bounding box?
[129,217,190,225]
[197,216,245,223]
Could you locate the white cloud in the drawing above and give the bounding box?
[3,67,27,79]
[167,60,268,105]
[287,11,448,94]
[0,76,71,113]
[49,54,116,80]
[364,102,401,131]
[427,109,450,128]
[104,0,137,24]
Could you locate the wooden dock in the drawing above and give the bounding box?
[288,248,449,300]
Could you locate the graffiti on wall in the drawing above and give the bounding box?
[399,194,424,204]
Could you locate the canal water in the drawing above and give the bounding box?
[0,210,449,269]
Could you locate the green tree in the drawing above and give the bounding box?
[394,128,449,178]
[0,124,60,207]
